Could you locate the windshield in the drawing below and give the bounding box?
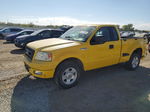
[16,30,33,35]
[30,30,43,36]
[16,30,25,35]
[60,26,96,42]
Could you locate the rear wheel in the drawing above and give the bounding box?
[125,53,141,70]
[148,44,150,53]
[54,60,81,89]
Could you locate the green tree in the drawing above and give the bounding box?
[122,24,134,31]
[116,25,120,30]
[28,22,34,27]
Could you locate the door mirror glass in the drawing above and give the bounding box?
[37,33,41,37]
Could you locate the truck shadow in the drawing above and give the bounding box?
[10,49,25,54]
[3,41,14,44]
[11,65,150,112]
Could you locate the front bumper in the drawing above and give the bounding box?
[6,37,13,42]
[24,56,55,79]
[0,34,5,39]
[15,40,25,48]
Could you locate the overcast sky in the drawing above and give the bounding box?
[0,0,150,30]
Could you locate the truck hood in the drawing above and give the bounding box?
[27,38,81,50]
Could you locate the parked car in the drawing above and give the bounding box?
[15,29,63,49]
[144,32,150,43]
[24,25,147,89]
[0,27,23,39]
[5,30,34,42]
[148,42,150,53]
[121,31,135,38]
[60,25,73,33]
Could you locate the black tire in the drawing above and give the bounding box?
[125,53,141,71]
[0,34,4,39]
[148,44,150,53]
[54,60,81,89]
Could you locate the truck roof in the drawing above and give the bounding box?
[77,24,118,27]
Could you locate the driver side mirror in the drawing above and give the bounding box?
[91,35,106,45]
[37,33,41,37]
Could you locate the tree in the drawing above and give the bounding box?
[116,25,120,30]
[122,24,134,31]
[28,22,34,27]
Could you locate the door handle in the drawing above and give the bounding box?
[109,45,114,49]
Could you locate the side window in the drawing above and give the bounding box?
[108,27,119,41]
[91,27,119,44]
[95,27,110,41]
[90,27,110,45]
[98,27,110,41]
[23,31,32,35]
[52,31,62,37]
[3,29,10,33]
[10,28,18,32]
[28,31,33,34]
[40,31,51,38]
[22,32,28,35]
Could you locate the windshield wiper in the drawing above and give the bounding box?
[65,36,72,38]
[63,36,73,40]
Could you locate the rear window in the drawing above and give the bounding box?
[108,27,119,41]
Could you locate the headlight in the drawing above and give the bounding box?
[19,38,25,41]
[35,52,52,61]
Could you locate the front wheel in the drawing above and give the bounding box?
[125,53,141,70]
[54,61,81,89]
[0,34,4,39]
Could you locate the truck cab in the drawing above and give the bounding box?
[24,25,147,88]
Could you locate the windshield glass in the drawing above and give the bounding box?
[16,30,25,35]
[60,26,96,42]
[16,30,33,35]
[30,30,43,36]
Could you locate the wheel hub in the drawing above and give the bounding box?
[62,67,77,85]
[66,73,74,79]
[132,56,139,68]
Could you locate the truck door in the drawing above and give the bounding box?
[86,26,121,70]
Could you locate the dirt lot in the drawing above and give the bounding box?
[0,40,27,80]
[0,39,150,112]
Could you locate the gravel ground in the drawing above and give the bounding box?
[0,40,27,80]
[0,39,150,112]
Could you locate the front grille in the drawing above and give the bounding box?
[25,47,35,60]
[15,39,18,43]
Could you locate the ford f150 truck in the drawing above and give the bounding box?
[24,25,147,89]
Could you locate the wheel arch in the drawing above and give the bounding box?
[54,57,84,74]
[132,48,142,58]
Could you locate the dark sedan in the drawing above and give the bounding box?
[148,42,150,53]
[14,29,64,49]
[0,27,23,39]
[144,33,150,43]
[5,30,34,42]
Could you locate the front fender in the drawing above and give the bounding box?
[53,50,86,70]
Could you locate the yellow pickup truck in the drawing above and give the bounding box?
[24,25,147,88]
